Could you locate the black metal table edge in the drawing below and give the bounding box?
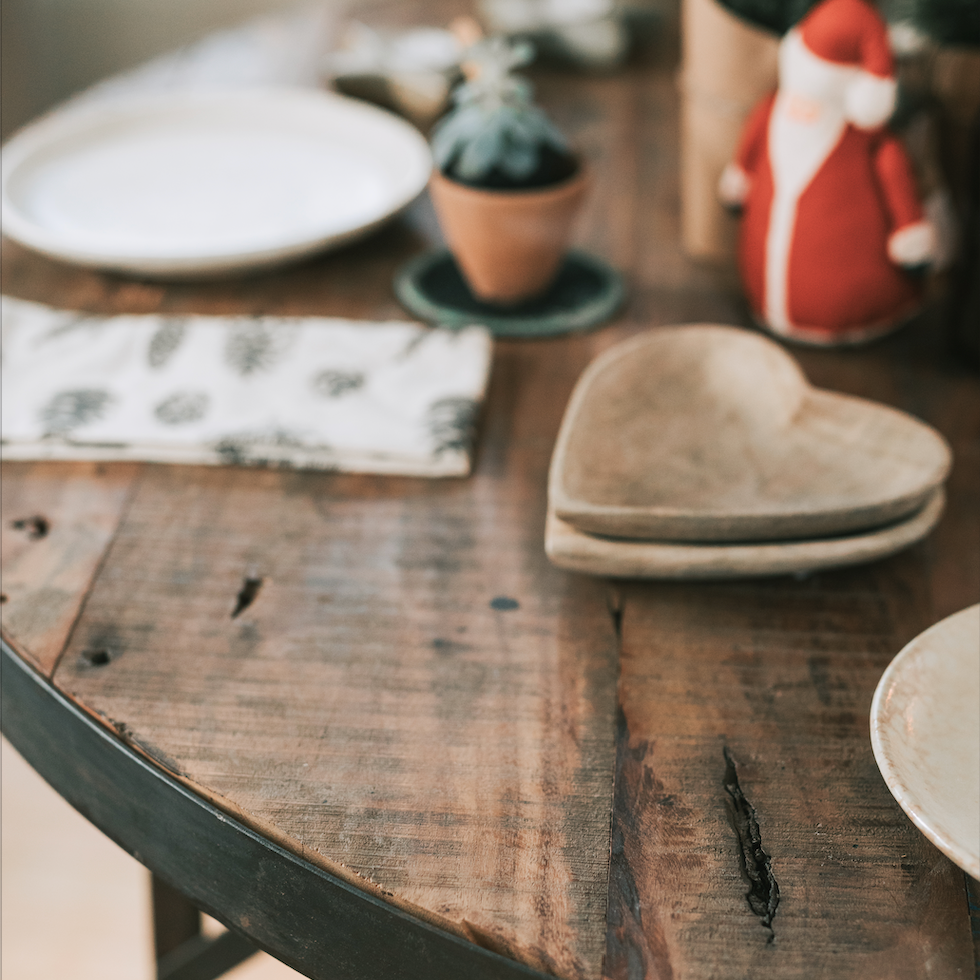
[0,639,551,980]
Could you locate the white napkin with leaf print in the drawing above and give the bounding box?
[1,297,492,477]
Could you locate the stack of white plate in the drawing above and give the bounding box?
[546,325,952,579]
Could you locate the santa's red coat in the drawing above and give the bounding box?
[735,92,925,344]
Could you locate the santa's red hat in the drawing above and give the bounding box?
[798,0,897,129]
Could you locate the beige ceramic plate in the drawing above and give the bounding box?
[549,325,951,542]
[871,604,980,880]
[545,486,944,579]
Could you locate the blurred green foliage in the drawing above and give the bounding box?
[715,0,978,43]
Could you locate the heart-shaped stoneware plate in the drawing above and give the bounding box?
[544,486,944,579]
[549,325,951,542]
[871,604,980,880]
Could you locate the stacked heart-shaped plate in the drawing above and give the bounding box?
[546,325,952,579]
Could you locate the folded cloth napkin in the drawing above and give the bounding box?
[1,297,492,477]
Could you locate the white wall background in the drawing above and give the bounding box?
[1,0,324,138]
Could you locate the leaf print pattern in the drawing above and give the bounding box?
[154,391,210,425]
[148,319,187,368]
[427,397,478,455]
[311,369,366,398]
[397,330,429,360]
[214,429,309,466]
[38,313,100,345]
[224,319,297,376]
[40,389,114,436]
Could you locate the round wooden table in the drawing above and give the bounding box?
[3,14,978,979]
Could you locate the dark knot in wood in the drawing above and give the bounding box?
[231,576,264,619]
[11,515,50,539]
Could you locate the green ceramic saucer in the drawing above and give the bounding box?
[394,249,625,338]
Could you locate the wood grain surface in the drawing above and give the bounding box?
[1,639,550,980]
[3,5,979,979]
[605,323,980,979]
[46,384,621,977]
[609,566,974,980]
[0,461,141,675]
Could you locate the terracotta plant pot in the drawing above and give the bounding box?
[429,166,590,305]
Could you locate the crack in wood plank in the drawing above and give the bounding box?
[49,465,146,677]
[604,710,665,980]
[723,747,779,942]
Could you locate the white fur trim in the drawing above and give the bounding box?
[765,91,846,334]
[779,29,897,130]
[778,29,852,115]
[845,72,897,130]
[718,162,751,206]
[888,220,936,266]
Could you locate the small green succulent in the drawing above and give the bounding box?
[430,37,573,187]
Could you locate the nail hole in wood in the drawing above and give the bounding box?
[0,593,8,604]
[231,576,264,619]
[82,648,113,667]
[11,515,50,539]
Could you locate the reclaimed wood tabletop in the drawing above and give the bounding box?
[2,2,979,978]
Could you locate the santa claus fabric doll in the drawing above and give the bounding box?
[719,0,936,345]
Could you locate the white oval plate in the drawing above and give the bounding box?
[1,88,431,276]
[871,604,980,879]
